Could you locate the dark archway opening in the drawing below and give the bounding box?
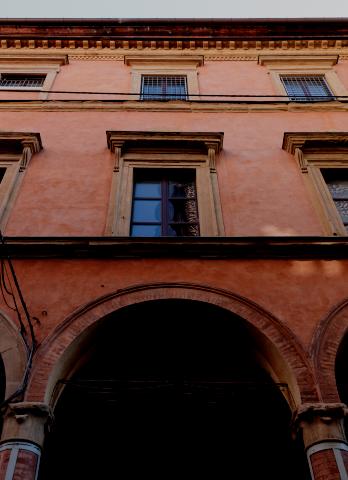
[335,332,348,436]
[40,300,309,479]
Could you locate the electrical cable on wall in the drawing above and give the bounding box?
[0,232,37,412]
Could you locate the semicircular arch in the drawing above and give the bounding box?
[311,297,348,403]
[26,283,318,408]
[0,311,27,399]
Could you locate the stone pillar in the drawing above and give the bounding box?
[293,403,348,480]
[0,402,52,480]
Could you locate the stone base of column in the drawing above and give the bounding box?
[0,441,41,480]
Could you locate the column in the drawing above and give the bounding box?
[0,402,52,480]
[293,403,348,480]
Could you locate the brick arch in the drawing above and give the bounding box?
[26,283,318,407]
[311,297,348,403]
[0,311,27,399]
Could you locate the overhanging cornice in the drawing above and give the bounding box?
[2,237,348,259]
[0,19,348,51]
[282,132,348,155]
[0,132,42,154]
[107,131,224,154]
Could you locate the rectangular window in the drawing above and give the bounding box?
[131,169,199,237]
[140,75,188,101]
[0,74,46,88]
[321,169,348,233]
[280,75,334,102]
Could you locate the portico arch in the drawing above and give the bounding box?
[0,311,27,400]
[26,283,317,408]
[311,297,348,403]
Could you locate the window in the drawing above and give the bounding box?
[0,132,42,229]
[0,54,69,98]
[125,55,203,101]
[280,75,334,102]
[106,131,224,237]
[140,75,188,101]
[321,169,348,232]
[283,132,348,236]
[131,169,199,236]
[258,55,347,102]
[0,73,46,88]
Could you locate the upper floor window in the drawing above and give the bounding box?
[106,131,224,237]
[258,54,347,103]
[280,75,334,102]
[0,73,46,89]
[0,132,42,230]
[131,169,199,236]
[283,132,348,236]
[140,75,188,101]
[321,169,348,233]
[125,55,203,101]
[0,54,68,98]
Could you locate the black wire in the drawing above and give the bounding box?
[0,88,343,98]
[0,233,36,411]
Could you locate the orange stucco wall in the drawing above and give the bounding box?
[1,55,348,404]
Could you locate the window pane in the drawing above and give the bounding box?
[141,76,187,101]
[168,223,200,236]
[281,76,333,101]
[169,180,196,198]
[322,169,348,229]
[131,225,161,236]
[134,182,161,198]
[0,168,6,184]
[0,74,45,88]
[132,200,161,222]
[168,200,199,223]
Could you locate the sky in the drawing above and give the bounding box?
[1,0,348,19]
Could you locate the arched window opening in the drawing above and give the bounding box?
[40,300,309,480]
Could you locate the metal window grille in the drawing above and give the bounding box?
[0,74,45,88]
[141,75,188,101]
[281,76,334,102]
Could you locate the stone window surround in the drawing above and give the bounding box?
[258,55,348,100]
[283,132,348,236]
[106,131,224,236]
[0,54,69,100]
[124,55,204,101]
[0,132,42,231]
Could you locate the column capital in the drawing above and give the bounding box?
[292,402,348,449]
[1,402,53,447]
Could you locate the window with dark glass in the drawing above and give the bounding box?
[322,169,348,232]
[280,75,334,102]
[0,74,46,88]
[131,169,199,237]
[140,75,188,101]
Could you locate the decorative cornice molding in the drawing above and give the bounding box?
[1,100,348,113]
[3,236,348,259]
[0,39,348,53]
[0,131,42,155]
[124,54,204,66]
[282,132,348,155]
[106,130,224,154]
[258,54,339,67]
[0,53,68,65]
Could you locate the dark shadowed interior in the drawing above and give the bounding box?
[40,300,309,479]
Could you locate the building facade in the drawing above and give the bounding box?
[0,18,347,479]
